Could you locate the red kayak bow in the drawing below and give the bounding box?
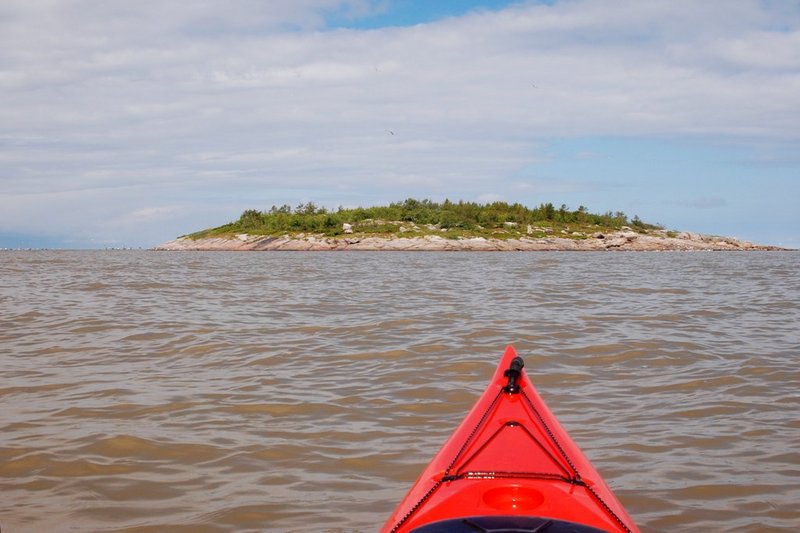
[382,346,639,533]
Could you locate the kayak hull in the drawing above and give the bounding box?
[382,346,639,533]
[408,515,610,532]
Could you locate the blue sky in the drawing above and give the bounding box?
[328,0,527,28]
[1,0,798,248]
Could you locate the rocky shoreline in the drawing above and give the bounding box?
[155,230,785,252]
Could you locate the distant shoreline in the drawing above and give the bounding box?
[154,231,787,252]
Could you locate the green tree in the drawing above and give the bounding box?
[542,202,556,220]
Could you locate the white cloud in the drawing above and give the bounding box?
[129,206,182,221]
[574,151,608,160]
[475,193,506,203]
[0,0,798,246]
[669,196,729,210]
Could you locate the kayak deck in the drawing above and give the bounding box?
[382,346,639,533]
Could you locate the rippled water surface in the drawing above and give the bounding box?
[1,250,799,532]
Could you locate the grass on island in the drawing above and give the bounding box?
[185,198,663,241]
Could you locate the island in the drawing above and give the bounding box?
[155,199,784,252]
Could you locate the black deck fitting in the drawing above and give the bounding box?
[503,356,525,393]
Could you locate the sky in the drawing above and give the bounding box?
[1,0,798,249]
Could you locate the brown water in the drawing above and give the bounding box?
[1,250,798,532]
